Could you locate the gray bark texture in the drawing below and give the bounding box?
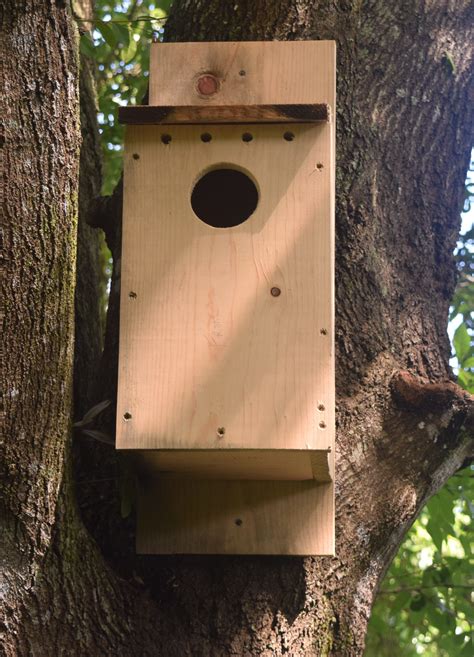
[1,0,473,655]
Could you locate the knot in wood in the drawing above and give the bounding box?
[196,74,219,96]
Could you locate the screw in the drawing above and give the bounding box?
[283,131,295,142]
[271,287,281,297]
[242,132,253,142]
[320,328,328,335]
[197,74,219,96]
[319,421,327,429]
[217,427,225,438]
[200,132,212,143]
[239,70,246,76]
[132,153,140,160]
[318,404,325,411]
[129,291,137,299]
[317,162,324,170]
[123,412,132,421]
[235,518,243,526]
[161,134,172,144]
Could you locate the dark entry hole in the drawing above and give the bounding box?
[191,168,258,228]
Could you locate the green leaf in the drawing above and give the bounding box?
[156,0,173,11]
[453,322,471,364]
[81,429,114,446]
[96,20,118,49]
[79,33,96,59]
[391,590,411,614]
[111,22,130,48]
[426,519,444,552]
[409,592,426,611]
[120,36,138,64]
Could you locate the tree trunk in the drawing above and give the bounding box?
[2,1,473,656]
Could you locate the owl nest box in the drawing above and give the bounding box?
[118,41,336,555]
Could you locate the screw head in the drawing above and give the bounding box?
[271,287,281,297]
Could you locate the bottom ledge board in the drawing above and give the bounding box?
[137,478,334,555]
[134,448,332,481]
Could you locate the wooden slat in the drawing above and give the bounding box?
[118,103,330,125]
[138,478,335,555]
[149,41,335,107]
[134,449,332,481]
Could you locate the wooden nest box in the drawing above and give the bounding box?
[117,41,336,555]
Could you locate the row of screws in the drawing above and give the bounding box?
[123,409,327,425]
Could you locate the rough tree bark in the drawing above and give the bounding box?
[2,0,473,656]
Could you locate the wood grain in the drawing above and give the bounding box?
[135,449,332,481]
[117,41,335,552]
[118,103,330,125]
[117,40,335,486]
[117,122,334,472]
[149,41,335,108]
[138,478,334,555]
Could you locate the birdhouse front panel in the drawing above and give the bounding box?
[117,41,336,554]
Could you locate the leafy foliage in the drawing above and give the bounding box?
[365,467,473,657]
[76,1,169,194]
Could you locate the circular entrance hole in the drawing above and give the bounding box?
[191,167,258,228]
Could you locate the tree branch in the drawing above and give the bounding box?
[392,371,473,410]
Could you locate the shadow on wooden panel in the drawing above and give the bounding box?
[138,477,334,556]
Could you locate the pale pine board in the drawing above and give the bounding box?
[117,123,334,467]
[149,41,335,109]
[138,477,334,556]
[135,449,332,481]
[118,40,336,554]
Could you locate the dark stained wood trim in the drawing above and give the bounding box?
[118,103,330,125]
